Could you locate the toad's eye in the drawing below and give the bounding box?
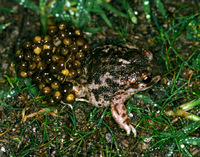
[141,72,152,83]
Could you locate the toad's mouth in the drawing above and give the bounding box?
[129,75,161,90]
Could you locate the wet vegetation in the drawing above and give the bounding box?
[0,0,200,156]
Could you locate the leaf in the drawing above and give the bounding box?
[15,0,40,13]
[180,143,193,157]
[134,94,162,108]
[98,7,113,28]
[0,22,12,31]
[181,121,200,135]
[28,85,39,97]
[0,100,22,110]
[142,0,151,22]
[192,54,200,69]
[23,78,32,87]
[153,0,165,16]
[180,136,200,145]
[0,88,8,99]
[2,88,19,99]
[0,7,16,13]
[120,0,137,24]
[100,1,127,18]
[126,100,135,114]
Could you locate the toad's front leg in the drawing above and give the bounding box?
[111,97,136,137]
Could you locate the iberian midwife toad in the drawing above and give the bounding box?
[73,43,161,137]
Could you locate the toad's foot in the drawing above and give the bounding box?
[111,99,136,137]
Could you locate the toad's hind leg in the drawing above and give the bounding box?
[111,98,136,137]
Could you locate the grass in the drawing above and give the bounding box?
[1,0,200,156]
[0,6,16,31]
[147,10,200,157]
[12,0,166,34]
[144,9,200,156]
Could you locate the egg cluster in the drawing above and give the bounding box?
[15,21,90,105]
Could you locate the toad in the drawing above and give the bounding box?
[73,43,161,137]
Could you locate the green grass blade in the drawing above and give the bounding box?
[179,99,200,111]
[166,143,176,157]
[134,93,162,108]
[75,1,91,28]
[153,0,165,16]
[0,7,17,13]
[180,137,200,145]
[120,0,137,24]
[98,8,113,28]
[100,1,127,18]
[127,5,137,24]
[0,22,12,31]
[142,0,151,22]
[86,27,102,33]
[181,121,200,135]
[39,0,47,35]
[15,0,40,13]
[1,88,19,99]
[0,100,22,110]
[180,143,193,157]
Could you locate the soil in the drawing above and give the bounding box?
[0,0,199,156]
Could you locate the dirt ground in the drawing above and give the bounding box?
[0,0,200,156]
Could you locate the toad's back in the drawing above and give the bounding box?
[84,44,157,107]
[75,44,161,136]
